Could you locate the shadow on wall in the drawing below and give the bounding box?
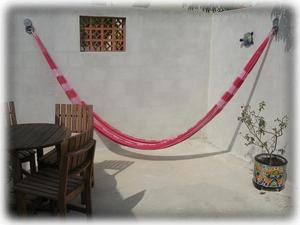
[95,7,294,161]
[92,160,145,217]
[227,8,294,157]
[271,7,293,52]
[226,30,274,154]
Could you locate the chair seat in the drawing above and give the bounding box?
[38,149,58,167]
[14,168,85,200]
[17,149,35,162]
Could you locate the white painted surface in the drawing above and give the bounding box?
[7,6,293,172]
[207,7,293,162]
[7,6,211,141]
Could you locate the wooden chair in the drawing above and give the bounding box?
[38,104,95,188]
[14,129,95,216]
[7,101,36,176]
[38,104,93,167]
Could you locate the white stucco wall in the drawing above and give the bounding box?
[6,5,294,171]
[7,6,211,144]
[207,7,293,168]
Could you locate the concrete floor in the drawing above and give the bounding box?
[72,136,293,219]
[8,137,293,220]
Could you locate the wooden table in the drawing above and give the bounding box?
[8,123,71,183]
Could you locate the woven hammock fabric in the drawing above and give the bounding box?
[31,28,275,150]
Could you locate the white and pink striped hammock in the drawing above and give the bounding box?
[29,24,276,150]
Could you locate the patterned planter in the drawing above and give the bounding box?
[253,153,288,191]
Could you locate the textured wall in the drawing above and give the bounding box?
[7,6,212,144]
[6,6,293,169]
[207,7,293,167]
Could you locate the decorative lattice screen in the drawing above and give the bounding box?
[80,16,126,52]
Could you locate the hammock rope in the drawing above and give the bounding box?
[29,23,275,150]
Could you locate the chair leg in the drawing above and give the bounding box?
[16,191,27,216]
[85,182,92,216]
[80,171,86,205]
[29,155,36,174]
[91,166,95,188]
[58,200,67,216]
[81,168,94,204]
[81,190,86,205]
[50,200,58,215]
[11,154,22,184]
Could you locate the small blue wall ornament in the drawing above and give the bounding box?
[240,32,254,47]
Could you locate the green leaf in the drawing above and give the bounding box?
[258,101,266,112]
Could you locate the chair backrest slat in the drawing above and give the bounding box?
[71,105,77,132]
[76,106,82,132]
[66,104,72,129]
[55,104,60,125]
[60,104,66,128]
[7,101,17,126]
[55,104,93,133]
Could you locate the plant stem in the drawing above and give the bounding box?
[244,121,270,154]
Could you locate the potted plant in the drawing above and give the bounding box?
[238,101,288,191]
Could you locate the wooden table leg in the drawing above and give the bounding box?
[36,148,44,161]
[36,148,44,170]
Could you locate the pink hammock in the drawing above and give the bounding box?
[30,25,275,150]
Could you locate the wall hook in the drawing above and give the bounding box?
[24,18,34,34]
[272,18,279,34]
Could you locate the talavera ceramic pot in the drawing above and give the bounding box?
[253,153,288,191]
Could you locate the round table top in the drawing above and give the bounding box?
[8,123,71,151]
